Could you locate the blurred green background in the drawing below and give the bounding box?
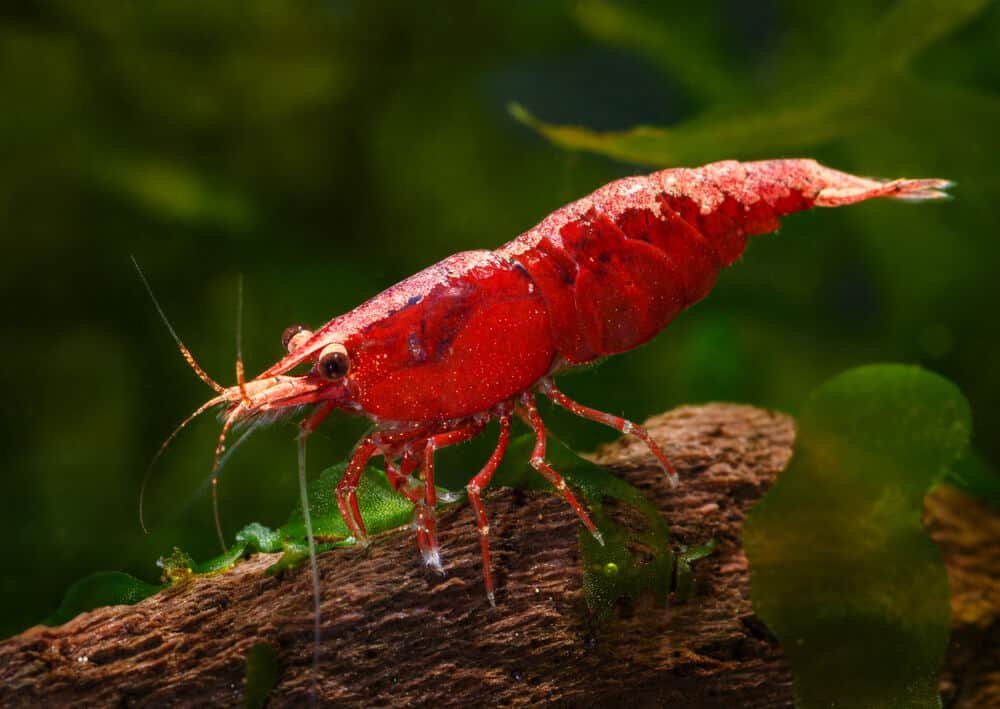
[1,0,998,637]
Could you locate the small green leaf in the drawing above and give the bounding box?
[673,539,720,602]
[745,364,971,708]
[264,545,311,577]
[280,463,417,543]
[193,542,248,575]
[44,572,161,627]
[495,433,698,619]
[173,524,281,578]
[236,522,284,553]
[267,463,423,575]
[679,538,719,565]
[244,642,281,709]
[263,539,353,578]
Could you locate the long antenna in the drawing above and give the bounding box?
[131,255,225,394]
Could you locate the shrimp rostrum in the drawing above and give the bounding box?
[159,159,950,605]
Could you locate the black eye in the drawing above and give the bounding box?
[282,324,312,352]
[317,343,350,380]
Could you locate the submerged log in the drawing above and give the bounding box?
[0,404,995,707]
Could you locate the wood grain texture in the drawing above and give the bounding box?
[0,404,995,707]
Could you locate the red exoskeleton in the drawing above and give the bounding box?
[145,159,949,607]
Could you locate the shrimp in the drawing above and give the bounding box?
[151,158,950,607]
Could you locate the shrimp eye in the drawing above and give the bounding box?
[317,343,350,380]
[282,324,312,353]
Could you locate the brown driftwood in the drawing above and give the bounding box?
[0,404,996,707]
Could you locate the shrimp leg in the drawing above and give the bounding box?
[418,420,487,570]
[538,377,679,487]
[337,436,380,544]
[519,392,603,545]
[465,412,513,606]
[393,447,441,558]
[383,456,422,503]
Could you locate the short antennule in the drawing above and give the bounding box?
[130,255,225,394]
[236,359,249,405]
[235,273,251,406]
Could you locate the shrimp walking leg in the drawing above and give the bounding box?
[538,377,679,487]
[397,448,437,556]
[337,436,379,544]
[383,454,450,566]
[419,420,487,570]
[465,412,513,606]
[383,457,422,502]
[520,393,603,545]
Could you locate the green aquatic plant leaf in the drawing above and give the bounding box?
[673,539,720,602]
[513,0,993,165]
[236,522,284,553]
[266,462,423,575]
[744,364,971,708]
[509,91,871,167]
[192,543,248,575]
[281,461,416,543]
[244,642,281,709]
[494,433,703,618]
[44,571,161,627]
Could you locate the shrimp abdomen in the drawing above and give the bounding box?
[501,159,950,365]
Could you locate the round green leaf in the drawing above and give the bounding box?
[745,364,971,708]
